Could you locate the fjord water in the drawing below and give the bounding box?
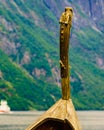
[0,111,104,130]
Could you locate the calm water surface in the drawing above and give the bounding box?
[0,111,104,130]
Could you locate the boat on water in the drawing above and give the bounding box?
[0,100,10,113]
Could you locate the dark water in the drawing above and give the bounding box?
[0,111,104,130]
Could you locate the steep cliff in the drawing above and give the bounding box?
[0,0,104,110]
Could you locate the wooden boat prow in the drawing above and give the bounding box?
[26,7,82,130]
[26,99,81,130]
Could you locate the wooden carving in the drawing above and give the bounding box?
[26,7,82,130]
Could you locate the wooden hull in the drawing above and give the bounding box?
[32,120,73,130]
[26,99,82,130]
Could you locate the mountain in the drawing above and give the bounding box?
[0,0,104,110]
[0,49,61,110]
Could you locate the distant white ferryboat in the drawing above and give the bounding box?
[0,100,10,113]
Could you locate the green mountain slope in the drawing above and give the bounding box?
[0,50,61,110]
[0,0,104,110]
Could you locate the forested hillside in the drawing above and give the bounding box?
[0,0,104,110]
